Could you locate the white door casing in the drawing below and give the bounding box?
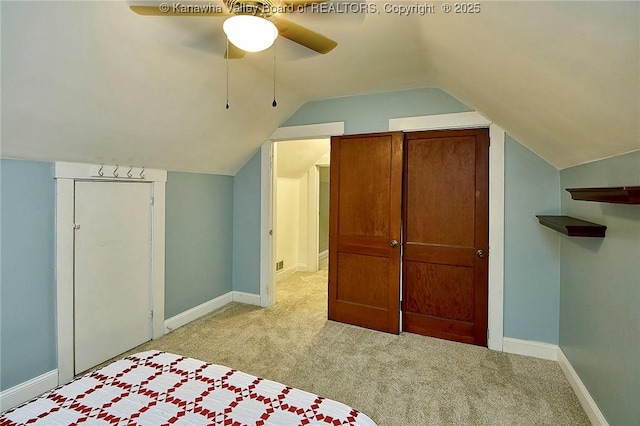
[261,114,505,351]
[55,162,166,384]
[389,113,505,351]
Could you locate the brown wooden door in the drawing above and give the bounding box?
[402,129,489,346]
[328,132,403,334]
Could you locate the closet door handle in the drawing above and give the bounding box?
[390,240,398,247]
[477,249,485,258]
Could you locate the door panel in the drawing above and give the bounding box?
[402,129,489,346]
[337,137,392,238]
[337,253,389,309]
[405,136,476,246]
[74,181,153,373]
[404,262,475,322]
[328,132,403,334]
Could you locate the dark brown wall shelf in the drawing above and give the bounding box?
[566,186,640,204]
[536,215,606,237]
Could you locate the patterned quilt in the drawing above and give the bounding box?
[0,351,376,425]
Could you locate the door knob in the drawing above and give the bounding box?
[390,240,398,247]
[476,249,485,258]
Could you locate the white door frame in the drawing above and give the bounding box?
[306,164,320,273]
[389,112,505,351]
[315,164,330,262]
[55,162,167,384]
[260,113,505,351]
[306,159,330,273]
[260,123,344,307]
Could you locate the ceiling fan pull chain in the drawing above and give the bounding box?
[226,37,230,110]
[272,39,277,108]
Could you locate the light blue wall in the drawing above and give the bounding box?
[0,161,237,391]
[165,172,234,318]
[283,88,562,343]
[284,87,472,134]
[232,151,262,294]
[0,159,56,391]
[504,136,561,343]
[559,151,640,426]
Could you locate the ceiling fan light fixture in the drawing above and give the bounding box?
[223,15,278,53]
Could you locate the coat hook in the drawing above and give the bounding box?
[127,166,133,178]
[113,165,119,178]
[98,164,104,177]
[139,167,145,179]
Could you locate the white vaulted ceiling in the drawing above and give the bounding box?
[1,1,638,174]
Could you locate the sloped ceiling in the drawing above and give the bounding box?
[276,139,329,178]
[1,1,638,174]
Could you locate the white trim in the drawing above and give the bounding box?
[388,112,505,351]
[389,111,491,132]
[164,290,261,333]
[269,122,345,140]
[260,141,275,308]
[262,123,344,308]
[275,263,308,280]
[151,182,166,338]
[55,178,75,385]
[0,370,58,412]
[232,291,262,306]
[319,250,328,260]
[164,292,233,333]
[54,162,167,384]
[307,166,319,273]
[261,114,504,349]
[502,337,558,361]
[557,348,609,426]
[488,124,505,351]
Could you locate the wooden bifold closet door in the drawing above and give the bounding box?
[328,132,403,334]
[328,129,489,346]
[402,129,489,346]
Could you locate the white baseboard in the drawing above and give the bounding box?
[232,291,262,306]
[164,291,262,334]
[164,292,233,333]
[0,370,58,412]
[275,263,307,280]
[557,348,609,426]
[502,338,609,425]
[502,337,558,361]
[319,250,328,260]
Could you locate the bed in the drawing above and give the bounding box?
[0,351,376,425]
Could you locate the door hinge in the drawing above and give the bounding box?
[487,329,489,341]
[73,223,81,230]
[150,197,155,206]
[149,311,154,320]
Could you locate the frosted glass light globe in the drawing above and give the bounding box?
[223,16,278,53]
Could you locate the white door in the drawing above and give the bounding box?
[74,181,152,373]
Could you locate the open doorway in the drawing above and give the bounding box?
[273,138,330,304]
[317,165,330,271]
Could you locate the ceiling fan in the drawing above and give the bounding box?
[130,0,338,59]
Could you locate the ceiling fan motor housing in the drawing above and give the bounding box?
[225,0,276,18]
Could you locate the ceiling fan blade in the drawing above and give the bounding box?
[271,17,337,54]
[129,5,230,16]
[225,43,246,59]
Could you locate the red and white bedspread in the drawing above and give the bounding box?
[0,351,376,426]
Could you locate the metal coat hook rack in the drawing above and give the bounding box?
[91,164,147,180]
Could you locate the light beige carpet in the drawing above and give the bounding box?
[117,262,590,425]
